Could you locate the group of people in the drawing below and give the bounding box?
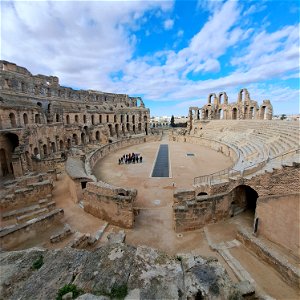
[118,152,143,164]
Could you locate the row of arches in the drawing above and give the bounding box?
[1,110,149,130]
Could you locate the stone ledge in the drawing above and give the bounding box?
[237,228,300,289]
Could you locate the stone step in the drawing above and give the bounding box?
[16,208,49,223]
[1,204,41,221]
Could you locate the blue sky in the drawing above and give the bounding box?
[1,0,299,116]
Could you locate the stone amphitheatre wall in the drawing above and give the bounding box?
[83,181,137,228]
[173,165,300,253]
[0,60,150,179]
[188,88,273,123]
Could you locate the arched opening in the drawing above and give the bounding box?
[122,124,126,135]
[120,115,124,123]
[35,114,41,124]
[95,131,100,141]
[66,115,70,124]
[23,113,28,126]
[99,115,102,124]
[230,185,258,220]
[126,115,129,122]
[9,113,17,128]
[232,108,237,120]
[132,115,135,123]
[250,107,254,119]
[83,115,87,123]
[56,114,60,122]
[37,102,42,108]
[261,106,267,120]
[91,115,95,125]
[197,192,208,197]
[81,133,85,144]
[51,142,56,153]
[106,115,109,123]
[144,115,147,122]
[43,144,48,156]
[138,123,142,132]
[204,109,209,119]
[115,124,119,136]
[133,125,136,134]
[126,123,130,132]
[59,140,64,150]
[67,139,71,149]
[114,115,117,123]
[34,147,39,156]
[73,134,79,145]
[21,82,25,92]
[218,109,223,120]
[75,115,79,123]
[108,124,113,136]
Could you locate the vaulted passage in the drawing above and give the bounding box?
[151,144,169,177]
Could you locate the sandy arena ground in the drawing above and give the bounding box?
[7,133,299,299]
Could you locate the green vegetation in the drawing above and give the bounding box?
[94,284,128,299]
[32,255,44,270]
[56,284,83,300]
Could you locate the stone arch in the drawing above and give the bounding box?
[95,131,100,141]
[218,108,224,120]
[108,124,113,136]
[207,93,216,104]
[238,88,250,103]
[35,114,41,124]
[232,107,238,120]
[115,124,119,136]
[59,140,64,150]
[23,113,28,126]
[9,112,17,128]
[66,115,70,124]
[229,185,258,220]
[73,134,78,145]
[81,132,85,144]
[51,142,56,153]
[43,144,48,156]
[218,92,228,105]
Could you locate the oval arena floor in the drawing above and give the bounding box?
[92,134,234,255]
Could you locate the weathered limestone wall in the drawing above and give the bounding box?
[173,190,231,232]
[173,165,300,236]
[237,228,300,290]
[83,181,137,228]
[0,179,53,210]
[0,208,64,250]
[256,193,300,253]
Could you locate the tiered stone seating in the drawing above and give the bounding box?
[191,120,299,185]
[0,173,56,226]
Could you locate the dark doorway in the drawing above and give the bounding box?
[230,185,258,216]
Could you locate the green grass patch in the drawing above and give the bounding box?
[32,255,44,270]
[56,284,83,300]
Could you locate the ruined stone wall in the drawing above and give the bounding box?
[188,88,273,125]
[0,179,53,210]
[0,209,63,250]
[83,181,136,228]
[0,60,150,178]
[173,165,300,236]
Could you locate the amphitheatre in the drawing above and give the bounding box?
[0,60,299,299]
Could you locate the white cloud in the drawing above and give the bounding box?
[164,19,174,30]
[1,0,299,116]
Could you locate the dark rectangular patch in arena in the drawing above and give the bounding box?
[186,153,195,156]
[151,144,169,177]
